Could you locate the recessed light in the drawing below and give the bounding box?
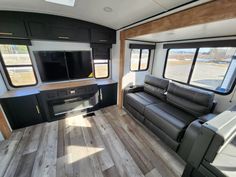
[45,0,76,7]
[104,7,113,13]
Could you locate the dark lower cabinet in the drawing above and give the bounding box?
[98,83,117,108]
[1,94,44,130]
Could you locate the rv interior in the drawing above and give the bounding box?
[0,0,236,177]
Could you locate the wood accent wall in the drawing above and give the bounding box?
[0,107,11,139]
[118,0,236,108]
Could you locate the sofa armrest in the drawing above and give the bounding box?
[123,85,144,108]
[199,113,218,122]
[125,85,144,93]
[178,119,203,161]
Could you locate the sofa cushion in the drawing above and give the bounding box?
[135,92,162,104]
[144,103,196,141]
[167,82,214,117]
[126,92,162,114]
[144,75,169,101]
[144,119,179,151]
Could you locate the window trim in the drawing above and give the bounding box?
[163,48,236,95]
[93,60,110,79]
[130,49,151,72]
[0,46,38,88]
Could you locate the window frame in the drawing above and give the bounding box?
[0,45,38,88]
[93,59,110,79]
[130,49,151,72]
[163,48,236,95]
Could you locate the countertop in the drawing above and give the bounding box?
[0,79,117,99]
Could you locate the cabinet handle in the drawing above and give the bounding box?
[36,105,40,114]
[99,39,108,42]
[58,36,70,39]
[0,32,13,36]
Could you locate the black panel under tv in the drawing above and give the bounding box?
[34,51,93,82]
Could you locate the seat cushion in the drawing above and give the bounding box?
[126,92,162,114]
[144,103,196,141]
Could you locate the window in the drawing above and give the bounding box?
[130,49,150,71]
[190,48,236,91]
[165,48,196,83]
[0,45,37,87]
[93,59,109,79]
[164,47,236,94]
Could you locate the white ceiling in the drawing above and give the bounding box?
[130,18,236,42]
[0,0,194,29]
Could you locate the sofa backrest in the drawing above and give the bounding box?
[167,82,215,117]
[144,75,169,101]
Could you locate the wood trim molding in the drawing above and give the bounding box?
[123,0,236,39]
[0,106,11,139]
[117,0,236,108]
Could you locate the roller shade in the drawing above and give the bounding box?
[163,39,236,49]
[90,43,111,60]
[0,38,31,45]
[129,44,155,50]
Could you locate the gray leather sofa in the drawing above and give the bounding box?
[123,75,215,152]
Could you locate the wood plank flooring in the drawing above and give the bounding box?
[0,106,185,177]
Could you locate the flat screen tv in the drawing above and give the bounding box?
[34,51,93,82]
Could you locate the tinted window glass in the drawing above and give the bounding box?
[0,45,37,87]
[190,47,236,92]
[165,48,196,83]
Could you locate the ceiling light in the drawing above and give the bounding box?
[45,0,76,7]
[104,7,113,13]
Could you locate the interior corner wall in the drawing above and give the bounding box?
[152,43,168,78]
[111,31,120,82]
[0,72,7,96]
[0,72,8,141]
[122,40,155,89]
[0,132,4,141]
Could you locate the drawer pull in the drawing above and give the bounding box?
[0,32,13,36]
[36,105,40,114]
[99,39,108,42]
[58,36,70,39]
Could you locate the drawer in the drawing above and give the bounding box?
[57,90,68,97]
[47,91,57,99]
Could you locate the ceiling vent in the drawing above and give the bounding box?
[45,0,76,7]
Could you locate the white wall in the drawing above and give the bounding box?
[111,31,120,82]
[0,72,7,95]
[152,43,167,77]
[0,132,4,141]
[29,40,93,85]
[122,40,155,89]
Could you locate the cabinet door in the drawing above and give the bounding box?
[28,21,49,39]
[49,26,90,42]
[91,29,115,44]
[1,95,43,130]
[99,83,117,108]
[0,20,27,38]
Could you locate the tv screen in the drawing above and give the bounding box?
[34,51,68,82]
[66,51,93,79]
[34,51,93,82]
